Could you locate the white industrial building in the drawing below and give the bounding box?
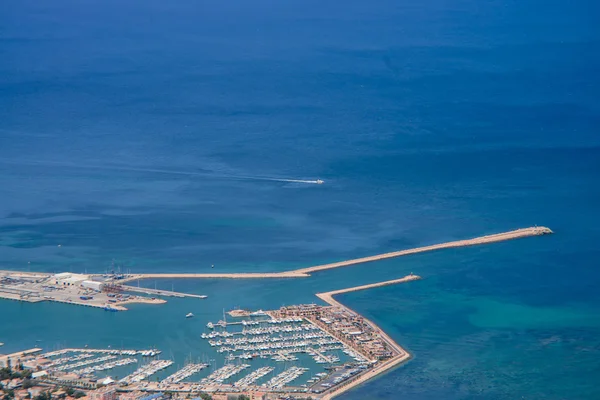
[81,280,104,291]
[53,272,90,286]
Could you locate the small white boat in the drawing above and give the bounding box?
[186,313,194,318]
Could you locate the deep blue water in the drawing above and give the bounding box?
[1,0,599,398]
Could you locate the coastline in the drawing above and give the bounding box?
[315,275,421,399]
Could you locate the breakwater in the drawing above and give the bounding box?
[110,226,553,281]
[297,226,552,275]
[0,226,552,315]
[117,271,309,283]
[316,274,421,399]
[316,274,422,307]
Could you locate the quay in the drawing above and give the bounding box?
[0,348,43,367]
[316,274,423,307]
[120,285,208,299]
[314,275,420,399]
[0,272,166,311]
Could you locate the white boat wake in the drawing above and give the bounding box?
[0,159,324,185]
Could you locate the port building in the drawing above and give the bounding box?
[52,273,89,286]
[81,280,104,291]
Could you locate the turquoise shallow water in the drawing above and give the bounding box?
[2,0,600,398]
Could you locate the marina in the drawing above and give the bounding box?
[0,228,554,398]
[199,363,250,385]
[0,273,501,398]
[233,366,274,387]
[72,358,137,375]
[265,366,308,389]
[160,363,208,385]
[120,360,174,384]
[54,355,118,372]
[9,348,168,385]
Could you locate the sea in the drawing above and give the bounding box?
[1,0,599,398]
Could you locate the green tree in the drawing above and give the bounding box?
[73,392,85,399]
[22,379,34,389]
[237,396,250,400]
[198,394,212,400]
[0,368,12,380]
[34,391,51,400]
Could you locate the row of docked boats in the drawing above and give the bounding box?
[225,343,344,362]
[214,336,341,355]
[342,347,368,363]
[233,366,274,387]
[306,371,328,385]
[200,363,250,385]
[47,352,95,367]
[161,363,208,384]
[201,323,321,339]
[205,316,305,330]
[41,348,161,358]
[209,330,328,347]
[271,352,298,362]
[72,357,137,375]
[264,366,308,389]
[307,348,340,364]
[53,355,117,372]
[120,359,174,384]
